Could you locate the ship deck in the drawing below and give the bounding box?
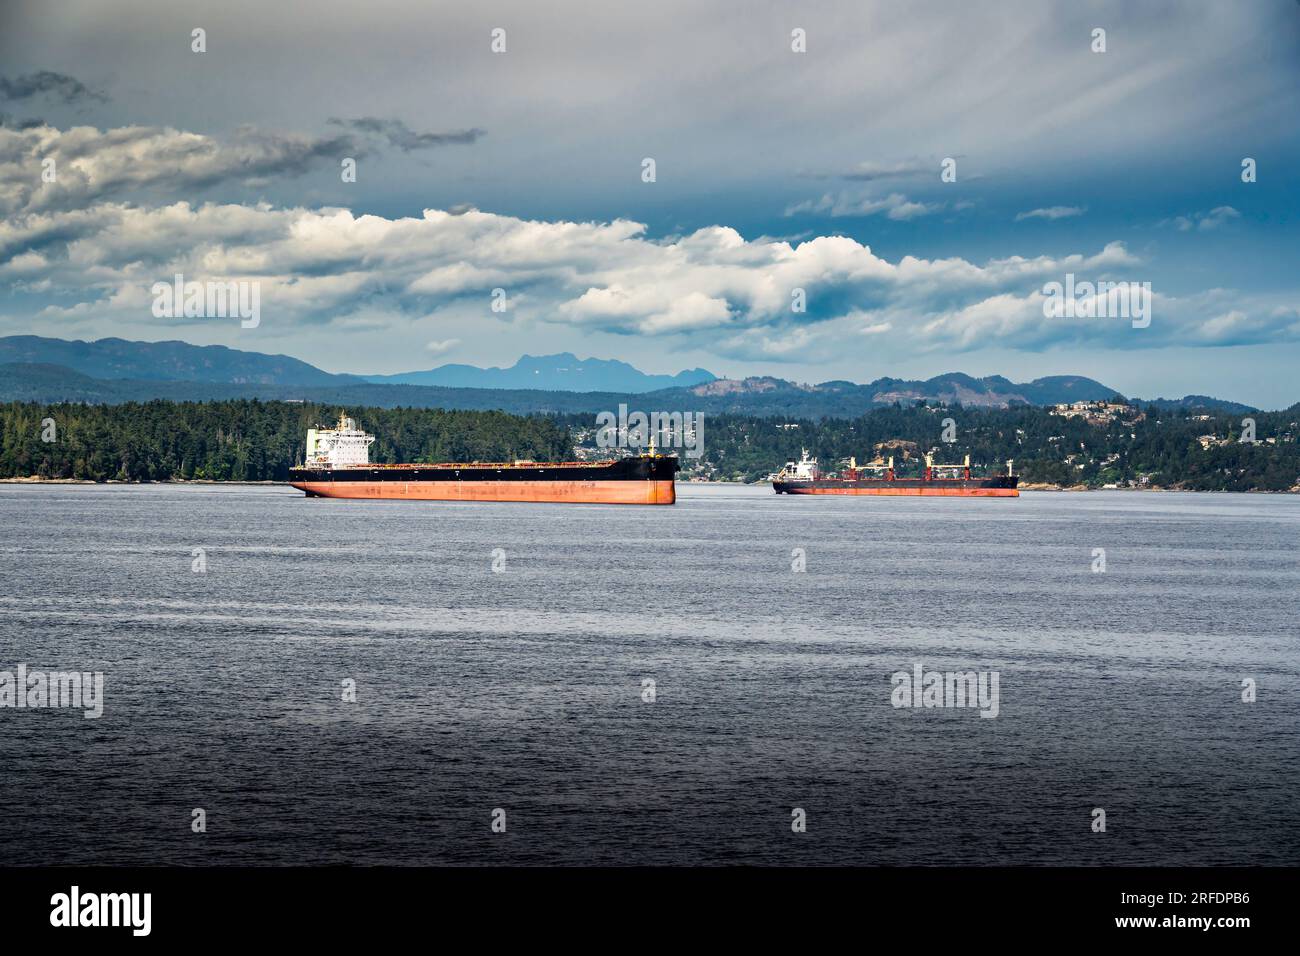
[290,459,624,472]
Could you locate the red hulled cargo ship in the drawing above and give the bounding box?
[771,450,1019,497]
[289,415,679,505]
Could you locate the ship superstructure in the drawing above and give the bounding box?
[305,415,375,467]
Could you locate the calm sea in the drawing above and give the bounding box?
[1,483,1296,865]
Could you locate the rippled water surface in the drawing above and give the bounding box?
[1,483,1296,865]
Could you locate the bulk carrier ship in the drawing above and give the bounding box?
[771,449,1019,497]
[288,414,678,504]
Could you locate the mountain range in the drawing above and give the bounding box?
[0,335,1257,416]
[0,335,359,387]
[0,337,711,393]
[363,352,715,391]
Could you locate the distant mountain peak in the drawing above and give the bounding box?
[690,376,789,396]
[365,352,718,393]
[680,371,1121,410]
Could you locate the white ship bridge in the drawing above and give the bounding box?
[305,414,375,467]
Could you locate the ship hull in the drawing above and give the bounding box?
[773,477,1018,497]
[291,478,676,504]
[290,456,679,505]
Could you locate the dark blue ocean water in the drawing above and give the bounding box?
[0,483,1296,865]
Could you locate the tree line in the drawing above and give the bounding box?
[1,398,1297,490]
[0,400,572,482]
[561,400,1300,490]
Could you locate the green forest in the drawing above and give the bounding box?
[605,401,1298,490]
[1,397,1297,491]
[0,401,572,482]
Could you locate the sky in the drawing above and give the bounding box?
[1,0,1298,406]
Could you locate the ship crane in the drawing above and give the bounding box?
[923,453,972,481]
[841,455,895,480]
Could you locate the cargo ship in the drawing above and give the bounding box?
[771,449,1018,497]
[289,415,678,504]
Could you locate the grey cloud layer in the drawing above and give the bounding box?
[327,118,485,152]
[4,0,1291,212]
[0,123,354,214]
[0,117,487,214]
[0,70,107,105]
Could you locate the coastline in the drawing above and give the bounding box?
[0,477,285,485]
[3,476,1295,493]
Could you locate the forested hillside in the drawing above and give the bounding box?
[1,398,1297,490]
[0,401,572,482]
[565,401,1300,490]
